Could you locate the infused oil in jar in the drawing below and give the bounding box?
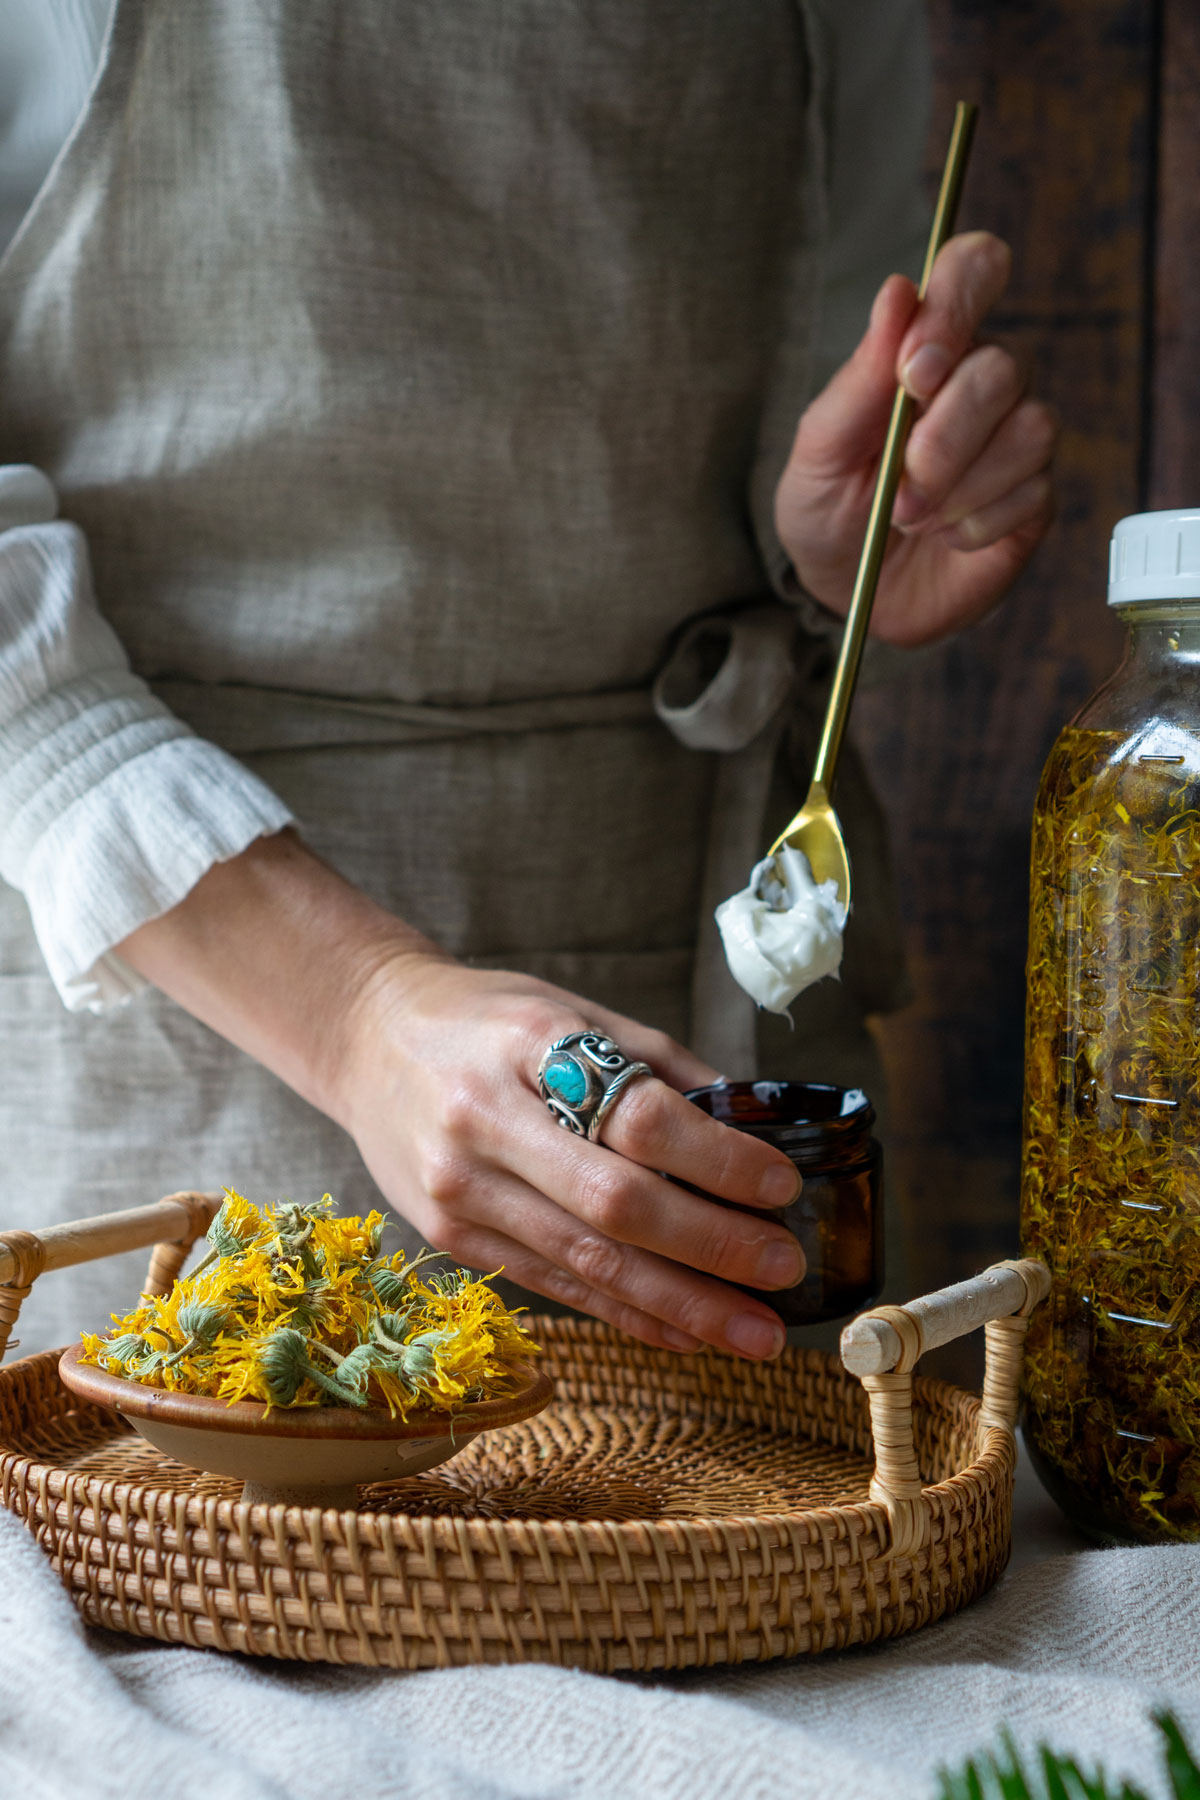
[1022,509,1200,1541]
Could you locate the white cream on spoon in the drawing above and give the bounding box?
[715,846,846,1015]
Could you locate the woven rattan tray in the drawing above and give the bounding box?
[0,1194,1049,1672]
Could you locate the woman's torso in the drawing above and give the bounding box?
[0,0,834,1346]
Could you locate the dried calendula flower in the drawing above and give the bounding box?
[164,1300,229,1366]
[81,1189,538,1418]
[250,1325,362,1408]
[189,1189,262,1275]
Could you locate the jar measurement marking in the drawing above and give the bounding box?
[1112,1092,1180,1110]
[1138,755,1185,765]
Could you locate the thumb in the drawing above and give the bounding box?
[792,273,918,478]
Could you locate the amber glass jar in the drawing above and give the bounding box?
[1022,509,1200,1542]
[687,1080,882,1326]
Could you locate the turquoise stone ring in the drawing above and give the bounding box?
[541,1053,590,1109]
[537,1032,653,1140]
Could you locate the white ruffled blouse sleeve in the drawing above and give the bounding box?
[0,466,295,1013]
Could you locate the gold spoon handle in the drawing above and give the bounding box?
[809,100,978,795]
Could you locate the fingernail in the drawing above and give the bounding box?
[900,342,952,402]
[662,1325,701,1351]
[759,1163,802,1207]
[756,1240,804,1288]
[727,1314,786,1359]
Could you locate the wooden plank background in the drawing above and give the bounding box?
[852,0,1179,1376]
[1150,0,1200,508]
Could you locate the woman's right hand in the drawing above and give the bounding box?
[119,830,803,1360]
[331,954,804,1359]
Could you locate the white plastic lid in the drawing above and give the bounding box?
[1108,509,1200,605]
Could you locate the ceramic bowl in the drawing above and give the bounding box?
[59,1342,553,1508]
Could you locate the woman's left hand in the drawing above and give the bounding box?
[774,231,1058,647]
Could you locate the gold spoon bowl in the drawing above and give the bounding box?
[766,777,849,909]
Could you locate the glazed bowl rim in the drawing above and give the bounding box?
[58,1341,552,1441]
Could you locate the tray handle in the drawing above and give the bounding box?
[839,1257,1051,1559]
[0,1191,221,1361]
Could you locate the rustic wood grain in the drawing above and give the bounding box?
[1148,0,1200,507]
[852,0,1155,1377]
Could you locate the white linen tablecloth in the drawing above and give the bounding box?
[1,1441,1197,1800]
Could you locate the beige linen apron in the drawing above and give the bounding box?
[0,0,905,1350]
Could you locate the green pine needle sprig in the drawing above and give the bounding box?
[939,1712,1200,1800]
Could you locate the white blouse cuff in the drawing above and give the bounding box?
[0,484,295,1012]
[0,688,294,1011]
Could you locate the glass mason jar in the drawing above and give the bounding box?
[1022,508,1200,1542]
[686,1080,883,1326]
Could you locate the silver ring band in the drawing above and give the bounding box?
[537,1031,653,1142]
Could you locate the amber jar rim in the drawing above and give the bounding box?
[685,1079,876,1154]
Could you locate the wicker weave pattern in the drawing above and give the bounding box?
[0,1318,1015,1673]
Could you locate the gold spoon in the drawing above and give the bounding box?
[766,101,979,907]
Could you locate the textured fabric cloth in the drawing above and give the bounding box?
[0,0,924,1350]
[0,0,115,254]
[0,1449,1194,1800]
